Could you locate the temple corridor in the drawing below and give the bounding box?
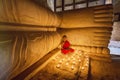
[0,0,120,80]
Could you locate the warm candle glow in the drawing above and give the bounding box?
[79,59,81,62]
[56,56,58,59]
[62,58,65,61]
[71,66,74,70]
[81,67,84,70]
[66,62,69,66]
[52,58,55,61]
[56,64,60,68]
[85,63,88,67]
[59,60,62,64]
[73,58,75,61]
[73,61,76,65]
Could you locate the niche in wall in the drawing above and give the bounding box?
[114,13,120,22]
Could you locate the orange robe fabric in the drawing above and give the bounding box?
[61,40,74,54]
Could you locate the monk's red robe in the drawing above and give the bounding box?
[61,40,74,54]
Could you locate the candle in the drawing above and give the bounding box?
[56,64,60,68]
[71,66,74,70]
[81,67,84,70]
[73,58,75,61]
[62,59,65,61]
[56,56,58,59]
[86,62,89,64]
[68,58,70,62]
[59,60,62,64]
[86,58,89,61]
[78,50,81,53]
[85,63,88,67]
[73,61,76,65]
[79,59,81,62]
[66,62,69,66]
[52,58,55,61]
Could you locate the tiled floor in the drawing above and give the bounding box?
[30,50,89,80]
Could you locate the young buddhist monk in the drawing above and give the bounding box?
[61,35,74,54]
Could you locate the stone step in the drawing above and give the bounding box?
[94,13,113,17]
[94,4,113,10]
[94,18,113,23]
[94,9,113,14]
[88,53,112,62]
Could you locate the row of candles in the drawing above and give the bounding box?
[56,59,89,70]
[53,50,89,70]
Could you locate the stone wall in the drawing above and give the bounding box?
[58,28,112,47]
[0,0,113,79]
[111,22,120,41]
[111,0,120,41]
[58,7,113,28]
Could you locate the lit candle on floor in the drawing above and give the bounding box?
[66,62,69,66]
[73,58,75,61]
[81,67,84,70]
[86,61,89,64]
[73,61,76,65]
[71,66,74,70]
[52,58,55,61]
[62,58,65,61]
[56,64,60,68]
[78,50,81,53]
[67,58,70,62]
[56,56,58,59]
[86,58,89,61]
[79,59,81,62]
[71,56,73,59]
[59,60,62,64]
[85,63,88,67]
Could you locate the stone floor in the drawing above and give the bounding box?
[12,44,120,80]
[30,50,89,80]
[90,59,120,80]
[28,51,120,80]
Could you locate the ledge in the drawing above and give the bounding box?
[0,23,57,31]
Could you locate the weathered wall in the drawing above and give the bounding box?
[58,6,113,28]
[58,28,112,47]
[113,0,120,13]
[0,0,114,79]
[111,22,120,41]
[111,0,120,41]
